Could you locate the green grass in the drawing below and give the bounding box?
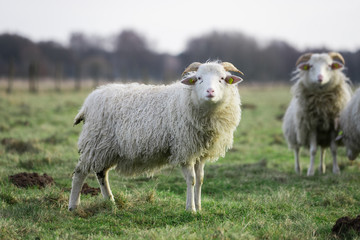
[1,85,360,239]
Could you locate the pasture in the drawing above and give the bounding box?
[1,83,360,239]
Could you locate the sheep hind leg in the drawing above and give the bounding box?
[330,137,340,174]
[294,147,301,174]
[69,168,88,211]
[182,163,196,212]
[307,133,317,176]
[96,168,115,202]
[319,148,326,174]
[194,161,205,211]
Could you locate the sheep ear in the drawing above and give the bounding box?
[336,130,344,142]
[225,75,243,85]
[335,134,343,142]
[181,77,197,85]
[296,53,313,66]
[331,61,344,70]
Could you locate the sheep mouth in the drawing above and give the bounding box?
[206,94,215,99]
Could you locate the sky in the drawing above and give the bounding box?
[1,0,360,54]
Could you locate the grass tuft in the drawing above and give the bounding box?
[0,192,18,205]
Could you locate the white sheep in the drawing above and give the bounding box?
[339,88,360,160]
[282,52,352,176]
[68,61,244,212]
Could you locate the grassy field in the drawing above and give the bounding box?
[1,83,360,239]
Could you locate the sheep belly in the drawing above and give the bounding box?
[316,127,334,148]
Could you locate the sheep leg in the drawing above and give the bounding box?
[294,147,301,174]
[330,135,340,174]
[194,161,205,211]
[307,133,317,176]
[182,163,196,212]
[68,168,88,211]
[96,168,115,202]
[319,148,326,174]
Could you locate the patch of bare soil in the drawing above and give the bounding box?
[1,138,38,154]
[9,172,54,188]
[270,134,284,145]
[276,113,284,121]
[81,183,100,196]
[332,215,360,236]
[242,103,257,110]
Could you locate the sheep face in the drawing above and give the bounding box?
[347,148,359,161]
[297,53,344,88]
[181,62,243,105]
[339,135,360,161]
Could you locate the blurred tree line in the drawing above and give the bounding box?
[0,30,359,90]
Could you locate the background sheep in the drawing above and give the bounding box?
[282,52,352,176]
[68,61,244,212]
[339,88,360,160]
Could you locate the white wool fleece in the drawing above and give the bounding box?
[74,79,241,177]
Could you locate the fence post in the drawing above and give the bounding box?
[55,64,62,92]
[28,62,38,93]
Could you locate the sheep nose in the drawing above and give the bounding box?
[207,88,215,94]
[318,74,323,83]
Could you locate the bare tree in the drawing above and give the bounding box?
[6,59,14,93]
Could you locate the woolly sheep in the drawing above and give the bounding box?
[339,88,360,160]
[68,61,244,212]
[282,52,352,176]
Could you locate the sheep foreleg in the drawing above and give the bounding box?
[68,168,88,211]
[182,163,196,212]
[194,161,205,211]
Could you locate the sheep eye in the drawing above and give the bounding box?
[221,77,225,80]
[331,62,343,70]
[197,77,201,80]
[299,64,311,71]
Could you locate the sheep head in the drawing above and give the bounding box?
[181,61,243,105]
[295,52,345,87]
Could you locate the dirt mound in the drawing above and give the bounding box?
[81,183,100,196]
[332,215,360,236]
[276,113,284,121]
[242,103,257,110]
[1,138,38,154]
[9,172,54,188]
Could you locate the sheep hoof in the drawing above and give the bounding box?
[68,206,77,211]
[307,169,315,176]
[319,166,326,174]
[333,167,340,175]
[186,207,196,213]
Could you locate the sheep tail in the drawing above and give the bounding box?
[73,108,85,126]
